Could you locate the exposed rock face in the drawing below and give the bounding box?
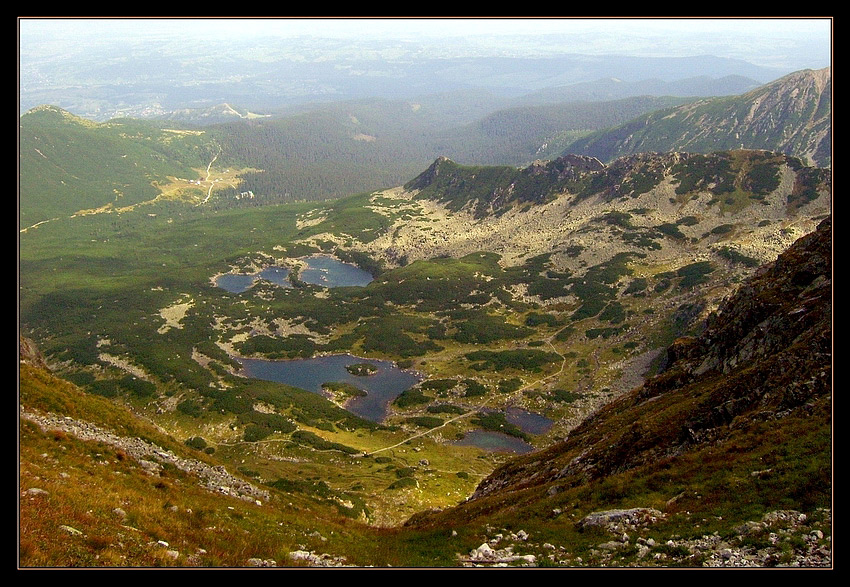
[523,154,605,180]
[366,149,829,276]
[20,406,271,504]
[690,216,831,377]
[577,508,665,532]
[20,336,49,370]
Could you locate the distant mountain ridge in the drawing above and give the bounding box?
[517,74,762,105]
[20,67,829,224]
[566,68,831,167]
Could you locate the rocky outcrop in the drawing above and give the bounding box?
[20,407,271,504]
[404,156,453,191]
[577,508,665,532]
[20,335,49,370]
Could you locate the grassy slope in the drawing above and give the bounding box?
[20,106,217,227]
[19,362,377,567]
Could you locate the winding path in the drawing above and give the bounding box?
[364,339,568,456]
[199,147,222,205]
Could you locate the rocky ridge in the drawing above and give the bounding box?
[568,67,831,167]
[360,150,829,276]
[457,508,830,567]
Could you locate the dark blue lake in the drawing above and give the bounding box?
[257,266,292,286]
[215,273,259,293]
[237,354,420,422]
[299,255,374,288]
[215,255,373,293]
[215,266,292,293]
[505,407,554,435]
[452,430,536,454]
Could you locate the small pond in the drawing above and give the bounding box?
[215,266,292,294]
[215,273,261,294]
[452,430,536,454]
[505,407,554,435]
[215,255,373,293]
[236,353,420,422]
[299,255,374,288]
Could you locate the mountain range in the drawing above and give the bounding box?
[18,65,832,567]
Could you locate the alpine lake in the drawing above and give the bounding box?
[222,254,552,452]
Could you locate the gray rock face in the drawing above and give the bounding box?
[20,408,270,504]
[577,508,665,532]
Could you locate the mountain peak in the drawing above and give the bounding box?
[404,156,457,191]
[568,67,832,168]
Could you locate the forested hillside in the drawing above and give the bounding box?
[210,95,691,203]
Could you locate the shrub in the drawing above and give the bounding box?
[656,223,686,239]
[525,312,560,327]
[408,416,444,429]
[677,261,715,289]
[498,378,523,393]
[462,379,488,397]
[184,436,208,450]
[177,399,204,417]
[471,411,529,441]
[394,388,430,408]
[549,389,584,403]
[710,224,734,235]
[387,477,417,490]
[717,246,760,268]
[427,404,466,415]
[244,424,271,442]
[555,326,576,341]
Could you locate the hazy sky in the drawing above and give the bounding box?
[19,17,831,70]
[19,17,830,39]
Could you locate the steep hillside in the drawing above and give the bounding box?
[436,96,691,165]
[405,217,832,567]
[19,344,384,567]
[565,68,831,168]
